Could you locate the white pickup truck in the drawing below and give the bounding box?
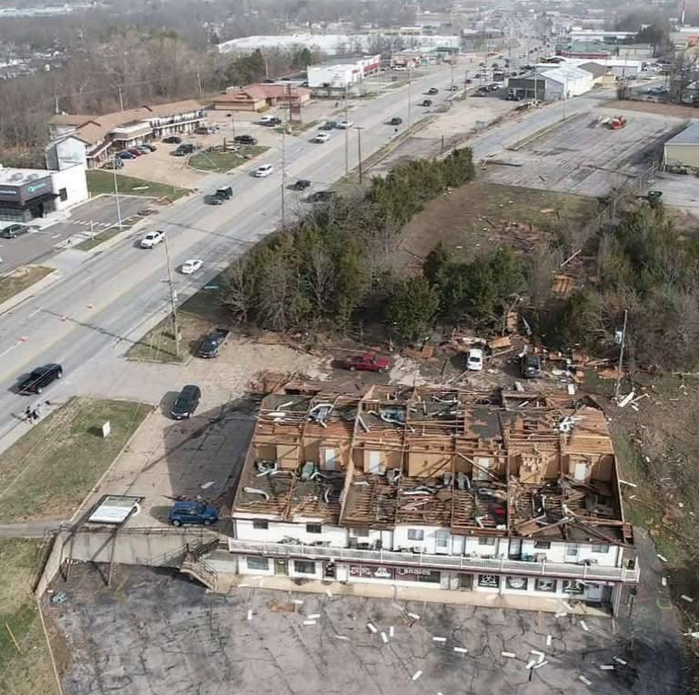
[140,230,165,249]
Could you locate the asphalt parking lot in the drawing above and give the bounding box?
[483,108,683,196]
[50,563,679,695]
[0,195,149,273]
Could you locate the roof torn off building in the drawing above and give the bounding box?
[230,385,632,546]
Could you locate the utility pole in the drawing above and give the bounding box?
[614,309,629,401]
[280,129,287,228]
[117,85,124,112]
[344,83,350,176]
[450,55,455,92]
[113,156,122,229]
[196,69,203,97]
[163,236,180,358]
[355,126,364,183]
[407,66,412,129]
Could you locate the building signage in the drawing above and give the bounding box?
[0,176,53,204]
[348,564,440,583]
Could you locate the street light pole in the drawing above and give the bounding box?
[344,83,350,176]
[280,129,287,228]
[163,236,180,358]
[113,155,122,229]
[407,66,412,129]
[355,126,364,183]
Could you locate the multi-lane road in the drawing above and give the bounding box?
[0,50,591,449]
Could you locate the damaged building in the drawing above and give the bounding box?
[225,385,639,613]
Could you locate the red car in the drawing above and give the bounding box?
[342,353,391,373]
[127,148,143,157]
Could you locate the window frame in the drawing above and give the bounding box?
[252,519,269,530]
[306,523,322,534]
[478,537,496,546]
[294,559,317,575]
[534,540,551,549]
[246,556,270,571]
[407,529,425,541]
[591,543,610,554]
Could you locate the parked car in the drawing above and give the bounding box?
[103,158,124,169]
[17,363,63,395]
[139,143,157,152]
[197,328,230,358]
[234,134,258,145]
[466,348,484,371]
[168,501,218,527]
[447,85,459,91]
[1,224,29,239]
[253,164,274,177]
[421,99,433,107]
[134,146,151,154]
[313,132,331,143]
[342,353,390,373]
[388,116,403,126]
[465,78,472,84]
[336,119,354,129]
[181,259,203,275]
[162,136,182,144]
[258,116,281,126]
[506,93,523,101]
[117,151,137,159]
[520,354,542,379]
[171,384,201,419]
[320,121,337,130]
[140,230,165,248]
[206,186,233,205]
[127,148,143,157]
[426,87,439,95]
[292,179,311,190]
[173,143,195,156]
[307,190,336,203]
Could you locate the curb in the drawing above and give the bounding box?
[0,267,60,317]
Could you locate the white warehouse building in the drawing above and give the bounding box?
[307,55,381,90]
[194,384,639,614]
[540,64,595,99]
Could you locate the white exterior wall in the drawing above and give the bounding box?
[45,137,87,171]
[50,164,88,211]
[235,517,348,547]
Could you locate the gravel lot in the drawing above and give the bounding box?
[50,563,677,695]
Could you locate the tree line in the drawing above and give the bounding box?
[220,149,478,338]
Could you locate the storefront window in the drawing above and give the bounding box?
[506,576,528,591]
[294,560,316,575]
[478,574,500,588]
[562,580,585,595]
[535,578,557,593]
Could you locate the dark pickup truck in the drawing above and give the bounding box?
[197,328,230,358]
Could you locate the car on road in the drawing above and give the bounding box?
[162,136,182,144]
[320,121,337,130]
[168,501,218,527]
[307,190,336,203]
[342,353,390,373]
[173,143,195,156]
[520,353,542,379]
[426,87,439,95]
[171,384,201,419]
[1,224,29,239]
[291,179,311,190]
[447,85,459,91]
[17,363,63,395]
[388,117,403,126]
[421,99,433,107]
[253,164,274,177]
[465,78,473,84]
[313,132,331,143]
[258,116,281,127]
[140,230,165,248]
[102,159,124,170]
[206,185,233,205]
[181,259,203,275]
[234,134,258,145]
[466,348,484,372]
[117,151,137,159]
[336,120,354,129]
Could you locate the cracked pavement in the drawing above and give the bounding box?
[49,564,681,695]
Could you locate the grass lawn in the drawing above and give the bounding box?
[393,181,600,270]
[75,226,125,251]
[0,539,59,695]
[189,145,269,173]
[86,171,188,201]
[0,266,54,305]
[0,398,151,523]
[127,283,226,363]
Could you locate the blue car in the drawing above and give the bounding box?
[168,501,218,527]
[117,151,136,159]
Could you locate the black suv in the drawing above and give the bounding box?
[234,135,258,145]
[1,224,29,239]
[18,364,63,394]
[163,136,182,144]
[292,179,311,190]
[171,384,201,420]
[388,117,403,126]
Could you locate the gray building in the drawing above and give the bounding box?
[664,121,699,170]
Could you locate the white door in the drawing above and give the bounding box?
[368,451,382,474]
[573,462,588,481]
[324,448,336,471]
[435,530,450,555]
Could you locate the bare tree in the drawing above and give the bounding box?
[221,257,254,325]
[308,245,335,317]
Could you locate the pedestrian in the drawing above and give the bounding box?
[30,408,39,423]
[24,406,32,422]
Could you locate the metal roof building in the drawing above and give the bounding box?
[664,121,699,169]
